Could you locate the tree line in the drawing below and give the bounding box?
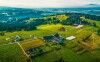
[0,13,100,32]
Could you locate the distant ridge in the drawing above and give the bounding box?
[84,4,100,7]
[0,4,100,9]
[0,6,33,10]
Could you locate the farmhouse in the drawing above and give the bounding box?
[66,36,76,40]
[43,33,63,43]
[43,36,54,41]
[15,35,23,41]
[59,27,66,31]
[75,25,83,29]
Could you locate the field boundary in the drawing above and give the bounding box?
[17,42,30,58]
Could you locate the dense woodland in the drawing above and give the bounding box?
[0,13,100,32]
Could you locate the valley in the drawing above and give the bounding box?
[0,6,100,62]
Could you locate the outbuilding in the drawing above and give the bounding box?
[66,36,76,40]
[5,38,10,41]
[75,25,83,29]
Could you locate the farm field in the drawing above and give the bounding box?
[25,24,100,62]
[0,24,88,45]
[0,24,73,45]
[0,24,100,62]
[0,1,100,62]
[0,43,28,62]
[30,25,100,62]
[32,47,100,62]
[20,39,45,50]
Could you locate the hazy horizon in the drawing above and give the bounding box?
[0,0,100,8]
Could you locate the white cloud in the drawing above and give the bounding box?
[0,0,98,8]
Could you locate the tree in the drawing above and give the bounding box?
[0,32,5,36]
[98,28,100,36]
[54,57,64,62]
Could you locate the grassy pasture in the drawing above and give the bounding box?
[32,46,99,62]
[0,43,28,62]
[0,23,100,62]
[20,39,45,50]
[31,24,100,62]
[0,24,73,45]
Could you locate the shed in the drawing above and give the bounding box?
[15,35,23,41]
[66,36,76,40]
[6,38,10,40]
[59,27,66,31]
[75,25,83,29]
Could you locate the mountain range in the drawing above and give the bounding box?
[81,4,100,8]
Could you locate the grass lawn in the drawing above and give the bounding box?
[0,43,28,62]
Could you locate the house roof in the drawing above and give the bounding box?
[75,25,83,28]
[66,36,76,40]
[43,33,62,42]
[59,27,65,31]
[53,33,60,38]
[43,36,54,41]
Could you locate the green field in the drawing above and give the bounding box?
[0,24,73,45]
[0,23,100,62]
[32,47,100,62]
[0,43,28,62]
[21,39,45,50]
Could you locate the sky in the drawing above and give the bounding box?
[0,0,100,8]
